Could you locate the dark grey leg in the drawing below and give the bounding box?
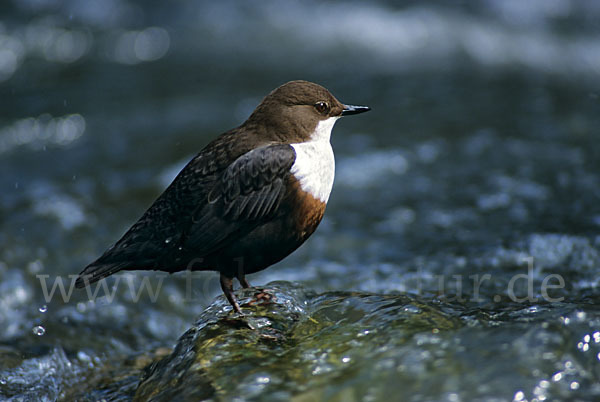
[238,274,251,289]
[220,273,242,314]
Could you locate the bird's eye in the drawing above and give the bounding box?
[314,101,330,115]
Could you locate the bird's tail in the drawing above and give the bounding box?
[75,262,127,288]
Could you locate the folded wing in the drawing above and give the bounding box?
[75,143,296,287]
[183,144,296,255]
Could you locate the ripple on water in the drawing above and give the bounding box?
[0,347,82,400]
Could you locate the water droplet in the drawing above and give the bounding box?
[77,351,91,362]
[164,238,172,244]
[403,304,421,314]
[39,305,48,313]
[357,329,370,337]
[32,325,45,336]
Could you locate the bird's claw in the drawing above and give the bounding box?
[245,288,276,307]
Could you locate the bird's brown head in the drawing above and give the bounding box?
[244,80,370,143]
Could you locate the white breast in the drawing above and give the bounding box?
[290,117,339,203]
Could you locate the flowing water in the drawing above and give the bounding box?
[1,0,600,401]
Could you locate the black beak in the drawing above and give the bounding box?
[342,104,371,116]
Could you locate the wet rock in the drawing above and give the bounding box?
[135,282,460,400]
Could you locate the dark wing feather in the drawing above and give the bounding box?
[183,144,296,255]
[76,130,251,286]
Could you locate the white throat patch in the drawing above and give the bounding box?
[290,117,339,202]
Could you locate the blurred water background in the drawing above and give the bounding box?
[1,0,600,400]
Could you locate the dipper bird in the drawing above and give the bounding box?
[75,80,370,313]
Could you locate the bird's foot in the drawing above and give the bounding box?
[245,288,276,307]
